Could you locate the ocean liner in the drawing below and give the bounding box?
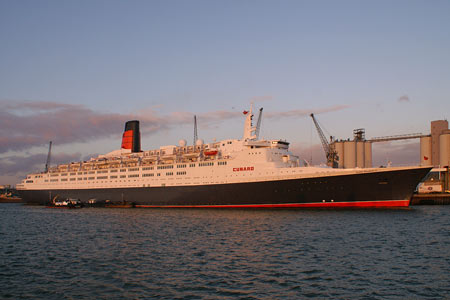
[17,106,431,207]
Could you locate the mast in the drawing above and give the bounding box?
[242,103,257,141]
[193,115,198,145]
[45,141,52,173]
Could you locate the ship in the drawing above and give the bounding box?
[16,106,431,208]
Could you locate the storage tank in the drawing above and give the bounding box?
[439,134,450,167]
[343,141,356,168]
[420,136,432,166]
[356,141,365,168]
[431,120,449,166]
[364,142,372,168]
[334,141,345,168]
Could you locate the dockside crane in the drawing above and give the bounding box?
[310,114,339,168]
[255,107,263,139]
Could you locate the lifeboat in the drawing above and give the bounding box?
[204,150,218,156]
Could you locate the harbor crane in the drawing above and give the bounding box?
[310,114,339,168]
[255,107,263,139]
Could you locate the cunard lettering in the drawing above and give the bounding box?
[233,167,254,172]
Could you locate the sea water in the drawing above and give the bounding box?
[1,204,449,299]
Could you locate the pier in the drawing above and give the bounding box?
[411,193,450,205]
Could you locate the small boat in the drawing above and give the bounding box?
[0,194,22,203]
[0,188,23,203]
[86,198,108,207]
[53,198,83,208]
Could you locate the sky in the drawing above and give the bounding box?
[1,0,450,186]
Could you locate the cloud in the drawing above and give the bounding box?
[265,105,350,119]
[0,100,134,153]
[0,152,84,176]
[0,100,350,154]
[0,100,243,154]
[398,95,410,103]
[0,151,96,186]
[1,100,76,111]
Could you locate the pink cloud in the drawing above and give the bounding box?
[0,100,164,153]
[0,100,351,154]
[398,95,410,103]
[0,152,84,176]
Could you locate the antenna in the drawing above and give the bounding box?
[45,141,52,173]
[193,115,198,145]
[255,107,263,139]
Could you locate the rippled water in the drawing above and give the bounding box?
[1,204,449,299]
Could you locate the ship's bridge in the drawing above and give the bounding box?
[243,139,289,149]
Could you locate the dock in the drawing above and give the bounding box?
[411,193,450,205]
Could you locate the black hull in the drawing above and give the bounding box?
[18,167,431,208]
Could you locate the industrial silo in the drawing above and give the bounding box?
[334,141,345,168]
[364,142,372,168]
[356,141,365,168]
[344,141,356,168]
[420,136,432,166]
[439,134,450,167]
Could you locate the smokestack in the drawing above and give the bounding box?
[121,120,141,152]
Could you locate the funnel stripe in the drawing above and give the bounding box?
[121,130,133,149]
